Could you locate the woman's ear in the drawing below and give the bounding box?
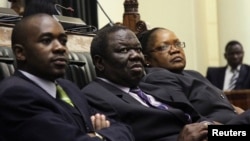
[12,44,26,61]
[143,54,151,67]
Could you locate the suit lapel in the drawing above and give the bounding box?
[57,79,93,131]
[236,65,248,89]
[95,79,144,105]
[14,71,55,99]
[217,67,226,89]
[14,71,92,131]
[140,81,201,122]
[94,78,201,123]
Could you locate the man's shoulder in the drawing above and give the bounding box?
[0,72,33,87]
[0,75,20,89]
[81,79,119,94]
[81,79,101,91]
[56,78,76,86]
[242,64,250,69]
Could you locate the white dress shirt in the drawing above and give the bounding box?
[97,77,167,108]
[223,65,241,91]
[19,70,57,98]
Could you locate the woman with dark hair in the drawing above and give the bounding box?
[137,27,244,123]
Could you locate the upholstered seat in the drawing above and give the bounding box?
[0,62,12,81]
[64,51,96,88]
[0,46,15,81]
[74,52,96,83]
[0,46,96,88]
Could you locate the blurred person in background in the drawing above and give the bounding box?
[206,40,250,91]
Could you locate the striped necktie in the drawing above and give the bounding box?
[56,84,74,107]
[228,69,239,90]
[130,88,192,123]
[130,88,167,110]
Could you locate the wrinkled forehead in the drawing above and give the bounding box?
[108,29,138,43]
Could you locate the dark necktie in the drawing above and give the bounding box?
[130,88,167,110]
[228,69,238,90]
[130,88,192,123]
[56,84,74,107]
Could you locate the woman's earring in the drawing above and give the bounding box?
[146,64,150,67]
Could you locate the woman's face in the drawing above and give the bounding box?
[145,29,186,73]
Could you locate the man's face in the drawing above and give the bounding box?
[225,44,244,68]
[146,29,186,73]
[20,16,69,80]
[101,29,145,87]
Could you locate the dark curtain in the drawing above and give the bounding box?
[23,0,58,17]
[56,0,98,28]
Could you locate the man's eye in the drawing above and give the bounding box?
[60,38,67,46]
[41,38,52,45]
[120,48,128,53]
[135,48,142,53]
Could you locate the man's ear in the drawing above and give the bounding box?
[94,55,104,71]
[224,53,227,60]
[12,44,26,61]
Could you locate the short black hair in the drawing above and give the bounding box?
[225,40,243,52]
[90,25,130,60]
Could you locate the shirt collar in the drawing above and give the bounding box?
[19,70,57,98]
[97,77,130,93]
[227,64,241,72]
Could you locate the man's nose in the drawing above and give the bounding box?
[55,39,65,47]
[54,40,67,53]
[130,49,142,56]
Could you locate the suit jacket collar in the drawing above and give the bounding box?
[226,64,241,71]
[97,77,130,94]
[94,78,145,105]
[55,78,96,132]
[18,70,57,98]
[93,78,186,113]
[94,78,202,123]
[96,78,178,105]
[216,66,227,89]
[236,64,249,89]
[14,70,52,94]
[14,71,94,132]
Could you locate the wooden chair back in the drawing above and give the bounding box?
[224,89,250,110]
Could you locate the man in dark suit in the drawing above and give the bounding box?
[81,25,221,141]
[206,40,250,91]
[0,13,134,141]
[136,27,244,123]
